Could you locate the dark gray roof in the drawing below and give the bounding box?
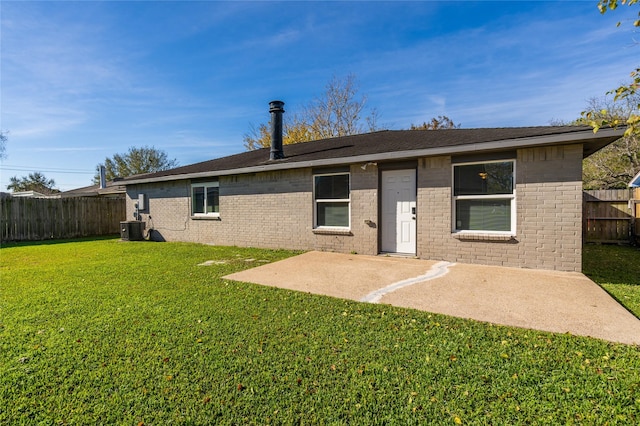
[123,126,623,185]
[61,180,126,197]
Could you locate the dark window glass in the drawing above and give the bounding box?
[454,162,513,196]
[315,174,349,200]
[207,186,219,213]
[316,202,349,227]
[192,187,205,214]
[314,174,350,227]
[192,183,219,215]
[455,199,511,232]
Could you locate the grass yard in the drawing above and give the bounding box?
[1,238,639,425]
[583,244,640,318]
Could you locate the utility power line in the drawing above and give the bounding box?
[0,165,95,174]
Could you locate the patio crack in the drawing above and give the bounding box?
[360,261,454,304]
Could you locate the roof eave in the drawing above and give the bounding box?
[122,127,624,185]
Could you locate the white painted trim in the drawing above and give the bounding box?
[313,172,351,230]
[190,181,220,217]
[451,159,516,234]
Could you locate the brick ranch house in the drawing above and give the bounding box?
[122,101,623,272]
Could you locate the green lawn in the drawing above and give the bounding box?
[583,244,640,318]
[1,238,639,425]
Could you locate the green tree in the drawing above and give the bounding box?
[582,95,640,188]
[583,0,639,137]
[410,116,460,130]
[597,0,639,25]
[94,146,178,183]
[244,75,380,150]
[7,172,59,194]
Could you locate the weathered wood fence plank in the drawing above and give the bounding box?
[583,189,635,243]
[0,196,126,242]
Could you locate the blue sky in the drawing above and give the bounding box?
[1,1,637,191]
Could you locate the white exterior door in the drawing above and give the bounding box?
[381,169,417,254]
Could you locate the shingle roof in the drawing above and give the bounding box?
[61,180,126,197]
[122,126,623,184]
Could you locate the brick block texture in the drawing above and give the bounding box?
[417,144,583,272]
[127,165,378,255]
[127,144,584,272]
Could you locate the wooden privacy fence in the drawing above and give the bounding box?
[583,189,638,244]
[1,196,126,242]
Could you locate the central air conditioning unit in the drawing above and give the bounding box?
[120,221,145,241]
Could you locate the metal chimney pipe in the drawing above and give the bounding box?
[99,165,107,189]
[269,100,285,160]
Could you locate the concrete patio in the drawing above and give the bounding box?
[224,251,640,345]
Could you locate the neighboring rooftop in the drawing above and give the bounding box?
[630,170,640,188]
[123,126,623,185]
[6,190,52,198]
[61,180,126,197]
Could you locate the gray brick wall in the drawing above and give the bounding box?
[127,144,584,271]
[127,165,378,255]
[417,144,583,271]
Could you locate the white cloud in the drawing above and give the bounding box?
[355,4,639,128]
[1,3,133,138]
[1,0,637,191]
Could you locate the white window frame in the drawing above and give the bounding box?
[191,181,220,218]
[452,160,516,235]
[313,172,351,230]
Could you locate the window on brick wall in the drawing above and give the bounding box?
[452,160,515,233]
[313,173,350,228]
[191,181,219,217]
